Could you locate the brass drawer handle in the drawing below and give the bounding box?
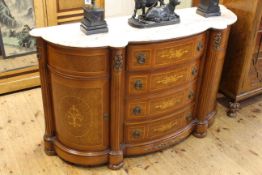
[132,130,142,139]
[133,106,142,115]
[136,53,146,65]
[134,80,143,90]
[197,41,203,51]
[188,91,195,100]
[192,67,198,76]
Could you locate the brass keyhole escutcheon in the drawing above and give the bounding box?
[136,53,146,65]
[133,106,142,115]
[132,130,142,139]
[134,80,143,90]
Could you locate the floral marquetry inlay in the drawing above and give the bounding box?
[155,99,181,110]
[152,121,178,134]
[158,48,189,60]
[157,75,184,85]
[59,96,93,137]
[66,105,84,128]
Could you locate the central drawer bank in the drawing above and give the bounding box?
[31,6,237,169]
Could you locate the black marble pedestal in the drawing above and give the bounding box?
[80,7,108,35]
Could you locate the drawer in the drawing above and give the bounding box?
[125,106,194,144]
[126,84,197,121]
[127,61,200,95]
[47,45,109,76]
[127,33,206,71]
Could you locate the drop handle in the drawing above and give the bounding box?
[133,106,142,115]
[136,53,146,65]
[134,80,143,90]
[132,130,142,139]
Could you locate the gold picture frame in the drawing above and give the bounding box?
[0,0,104,95]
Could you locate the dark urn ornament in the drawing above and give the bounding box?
[129,0,181,28]
[196,0,221,17]
[80,0,108,35]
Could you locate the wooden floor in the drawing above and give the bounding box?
[0,88,262,175]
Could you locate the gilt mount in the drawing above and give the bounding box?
[129,0,181,28]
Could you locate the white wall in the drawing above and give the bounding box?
[105,0,192,17]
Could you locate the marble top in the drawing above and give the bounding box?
[30,5,237,48]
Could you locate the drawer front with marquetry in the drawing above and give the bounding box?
[127,62,200,95]
[127,33,206,71]
[125,107,194,143]
[126,84,196,121]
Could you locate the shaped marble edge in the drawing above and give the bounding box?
[30,5,237,48]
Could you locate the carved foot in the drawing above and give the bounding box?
[193,120,208,138]
[44,135,56,156]
[44,148,56,156]
[108,161,124,170]
[227,102,240,118]
[193,131,207,138]
[108,151,124,170]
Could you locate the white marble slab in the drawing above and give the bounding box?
[30,5,237,48]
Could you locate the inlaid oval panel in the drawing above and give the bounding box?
[60,96,91,137]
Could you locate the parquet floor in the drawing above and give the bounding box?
[0,88,262,175]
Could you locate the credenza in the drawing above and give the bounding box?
[30,6,236,169]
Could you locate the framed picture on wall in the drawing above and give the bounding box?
[0,0,36,58]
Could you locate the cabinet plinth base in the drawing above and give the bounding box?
[193,111,216,138]
[44,135,56,156]
[108,151,124,170]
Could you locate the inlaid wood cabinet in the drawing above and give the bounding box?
[218,0,262,117]
[31,7,236,169]
[193,0,262,117]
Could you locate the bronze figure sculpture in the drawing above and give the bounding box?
[129,0,181,28]
[132,0,165,18]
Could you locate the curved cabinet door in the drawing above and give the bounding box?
[50,76,109,152]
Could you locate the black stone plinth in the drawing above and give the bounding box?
[196,0,221,17]
[80,6,108,35]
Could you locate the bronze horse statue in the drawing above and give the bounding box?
[145,0,181,22]
[132,0,165,18]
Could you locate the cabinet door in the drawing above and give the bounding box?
[51,76,110,151]
[249,32,262,88]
